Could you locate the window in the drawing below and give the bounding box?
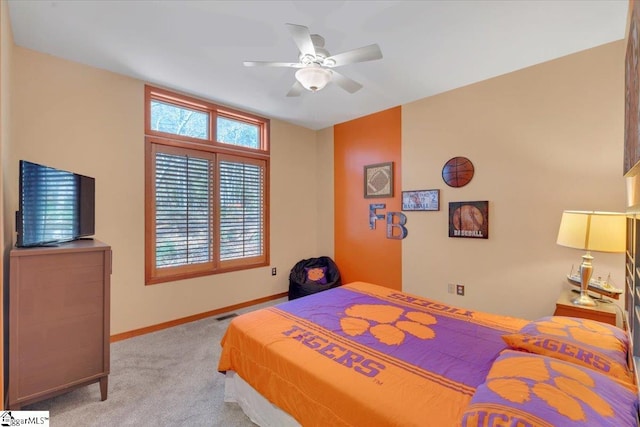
[217,116,260,149]
[151,100,209,139]
[145,86,269,284]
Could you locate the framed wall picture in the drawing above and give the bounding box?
[448,201,489,239]
[402,189,440,211]
[626,0,640,176]
[364,162,394,198]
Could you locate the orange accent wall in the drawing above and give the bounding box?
[334,107,402,289]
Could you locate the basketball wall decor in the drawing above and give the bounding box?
[364,162,394,198]
[442,156,474,188]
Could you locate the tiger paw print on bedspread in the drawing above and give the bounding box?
[339,304,437,345]
[461,350,639,427]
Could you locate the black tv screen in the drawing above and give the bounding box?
[16,160,95,247]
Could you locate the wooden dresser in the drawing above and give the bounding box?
[8,240,111,409]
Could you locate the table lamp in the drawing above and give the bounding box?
[556,211,626,306]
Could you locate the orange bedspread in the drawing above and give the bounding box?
[218,282,527,426]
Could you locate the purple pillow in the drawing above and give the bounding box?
[305,266,328,284]
[461,350,639,427]
[502,315,632,384]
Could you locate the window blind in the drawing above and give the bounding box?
[219,159,264,260]
[155,152,213,268]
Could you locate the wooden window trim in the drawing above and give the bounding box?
[144,85,270,285]
[217,153,270,271]
[145,85,270,154]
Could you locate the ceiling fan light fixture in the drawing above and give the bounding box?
[295,66,332,92]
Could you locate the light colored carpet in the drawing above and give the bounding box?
[23,297,286,426]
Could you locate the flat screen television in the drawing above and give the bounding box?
[16,160,95,247]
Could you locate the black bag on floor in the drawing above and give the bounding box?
[288,256,342,300]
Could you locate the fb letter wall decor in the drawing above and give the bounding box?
[369,204,407,239]
[369,204,386,229]
[387,212,408,239]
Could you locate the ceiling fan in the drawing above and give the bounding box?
[243,23,383,97]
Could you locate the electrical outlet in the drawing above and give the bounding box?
[447,283,455,294]
[456,284,465,296]
[271,267,277,276]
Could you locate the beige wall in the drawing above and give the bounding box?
[1,0,14,269]
[8,47,327,335]
[1,0,12,272]
[402,41,626,319]
[1,0,15,410]
[315,126,335,258]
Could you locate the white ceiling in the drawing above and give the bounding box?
[7,0,629,130]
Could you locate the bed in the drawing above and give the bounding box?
[218,282,639,426]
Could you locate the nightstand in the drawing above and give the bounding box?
[554,289,620,327]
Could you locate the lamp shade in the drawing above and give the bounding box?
[556,211,626,253]
[295,66,332,92]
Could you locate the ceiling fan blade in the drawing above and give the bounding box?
[331,71,363,94]
[324,44,383,67]
[243,61,301,68]
[286,81,304,97]
[286,23,316,57]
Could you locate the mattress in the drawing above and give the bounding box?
[224,370,299,426]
